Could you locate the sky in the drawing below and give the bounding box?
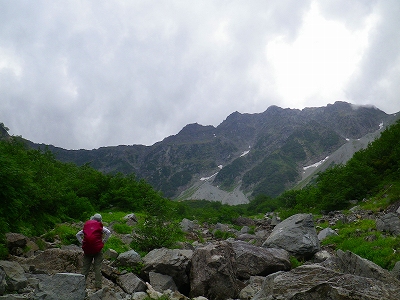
[1,0,400,150]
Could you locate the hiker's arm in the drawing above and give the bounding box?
[76,230,84,244]
[102,227,111,243]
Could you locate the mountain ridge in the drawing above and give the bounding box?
[4,101,399,204]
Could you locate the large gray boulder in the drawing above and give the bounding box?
[116,273,146,294]
[32,273,86,300]
[190,241,240,300]
[142,248,193,292]
[262,213,320,259]
[252,263,400,300]
[22,248,83,274]
[376,213,400,235]
[0,261,27,292]
[322,249,397,284]
[148,272,178,292]
[230,241,290,279]
[115,250,143,268]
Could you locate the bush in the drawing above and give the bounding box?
[103,236,130,254]
[131,216,184,253]
[113,223,132,234]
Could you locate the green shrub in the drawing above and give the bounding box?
[131,216,184,253]
[113,223,132,234]
[103,236,130,254]
[43,224,79,246]
[290,256,303,268]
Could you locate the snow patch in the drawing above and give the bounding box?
[240,150,250,157]
[218,165,223,169]
[346,138,350,141]
[379,122,384,130]
[200,172,218,181]
[303,156,329,170]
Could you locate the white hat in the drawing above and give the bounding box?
[92,213,102,222]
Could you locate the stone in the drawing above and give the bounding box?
[230,241,290,279]
[115,250,142,268]
[262,213,320,259]
[0,261,27,292]
[149,271,178,292]
[116,273,146,294]
[190,241,240,300]
[317,227,338,241]
[33,273,85,300]
[376,213,400,235]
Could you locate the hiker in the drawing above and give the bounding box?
[76,213,111,289]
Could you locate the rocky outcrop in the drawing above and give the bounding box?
[230,241,291,279]
[376,212,400,235]
[190,241,240,300]
[262,213,320,259]
[253,263,400,300]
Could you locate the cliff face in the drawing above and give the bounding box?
[28,101,398,202]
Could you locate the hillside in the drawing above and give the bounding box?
[20,102,399,203]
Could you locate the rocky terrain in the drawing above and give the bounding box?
[2,203,400,300]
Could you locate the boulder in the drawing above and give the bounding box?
[115,250,142,268]
[149,271,178,292]
[116,273,146,294]
[21,248,82,274]
[392,261,400,280]
[0,261,28,292]
[317,227,338,241]
[262,213,320,259]
[230,241,290,279]
[180,219,198,232]
[376,213,400,235]
[5,233,28,256]
[322,249,397,284]
[142,248,192,292]
[253,263,400,300]
[123,213,138,226]
[313,250,333,262]
[238,276,265,300]
[190,241,240,300]
[32,273,85,300]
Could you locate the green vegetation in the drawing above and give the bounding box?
[244,119,400,216]
[321,218,400,269]
[1,119,400,269]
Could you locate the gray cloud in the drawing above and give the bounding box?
[0,0,399,149]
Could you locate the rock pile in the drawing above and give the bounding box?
[1,210,400,299]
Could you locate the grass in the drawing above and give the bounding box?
[113,223,133,234]
[43,224,79,246]
[321,219,400,270]
[103,236,130,254]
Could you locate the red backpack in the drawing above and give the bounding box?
[82,220,104,254]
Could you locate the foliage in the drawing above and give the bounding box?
[103,236,130,254]
[290,256,304,268]
[321,219,400,269]
[42,224,79,246]
[113,223,133,234]
[131,215,184,253]
[0,138,175,238]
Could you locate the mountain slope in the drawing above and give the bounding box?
[21,102,399,203]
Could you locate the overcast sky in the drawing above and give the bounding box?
[1,0,399,150]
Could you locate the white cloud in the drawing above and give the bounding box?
[0,0,399,149]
